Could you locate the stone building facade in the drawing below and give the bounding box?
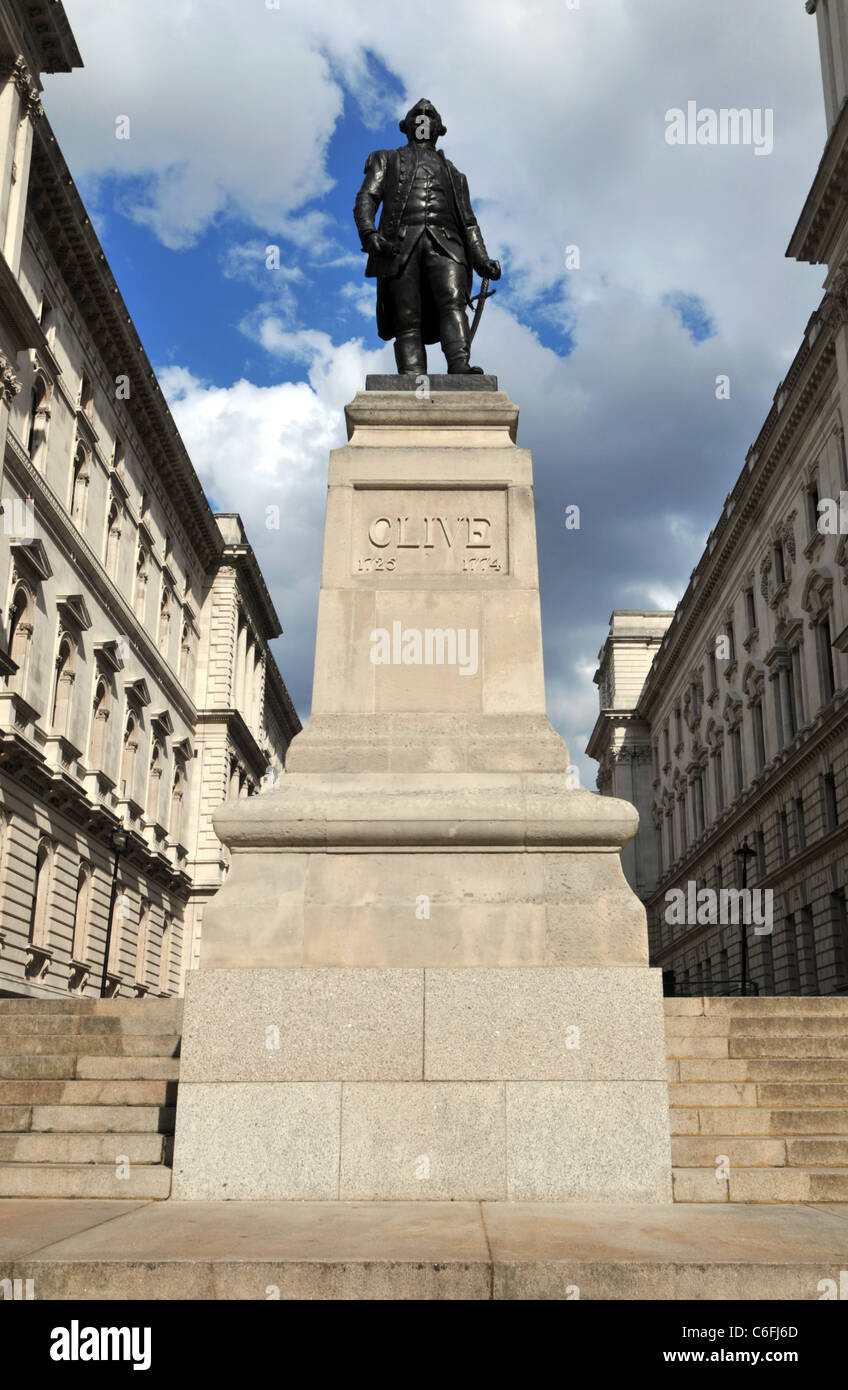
[589,0,848,996]
[0,1,300,999]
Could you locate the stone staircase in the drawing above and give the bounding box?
[0,996,181,1198]
[667,997,848,1202]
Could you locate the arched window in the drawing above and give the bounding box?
[158,914,173,993]
[147,740,164,824]
[88,677,110,767]
[158,588,172,658]
[7,583,34,695]
[27,376,49,468]
[121,712,138,799]
[28,839,53,946]
[50,633,76,734]
[70,444,90,530]
[169,762,185,844]
[71,861,92,961]
[104,500,121,580]
[134,548,149,620]
[135,899,150,988]
[179,621,193,690]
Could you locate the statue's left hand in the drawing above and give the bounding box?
[480,258,501,281]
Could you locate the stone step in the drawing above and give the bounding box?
[729,1036,848,1058]
[677,1058,848,1082]
[757,1082,848,1107]
[74,1056,180,1081]
[0,1132,166,1164]
[2,1012,182,1036]
[0,1079,177,1107]
[7,1198,848,1300]
[665,997,848,1015]
[672,1166,848,1202]
[0,998,182,1018]
[785,1136,848,1167]
[0,1034,180,1057]
[727,1016,848,1036]
[671,1135,786,1168]
[0,1162,172,1198]
[670,1106,848,1136]
[2,1104,175,1134]
[0,1057,77,1080]
[669,1079,848,1108]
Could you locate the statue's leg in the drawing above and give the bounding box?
[426,241,484,375]
[385,245,427,374]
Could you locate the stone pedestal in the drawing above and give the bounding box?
[172,380,672,1203]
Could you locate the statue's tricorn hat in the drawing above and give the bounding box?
[399,98,447,138]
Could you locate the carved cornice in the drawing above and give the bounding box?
[0,56,44,120]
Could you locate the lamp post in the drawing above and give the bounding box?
[100,826,129,998]
[733,836,757,997]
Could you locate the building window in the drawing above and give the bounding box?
[708,648,718,692]
[78,371,93,418]
[158,588,172,658]
[121,712,138,799]
[27,377,49,468]
[179,622,193,691]
[693,773,705,837]
[778,808,790,864]
[169,762,185,844]
[815,616,835,704]
[159,915,173,994]
[796,904,819,994]
[88,677,110,768]
[822,771,838,831]
[713,748,724,814]
[751,701,766,772]
[51,633,76,735]
[663,725,670,766]
[755,827,767,880]
[28,839,53,947]
[70,444,90,531]
[135,900,150,989]
[790,644,805,730]
[7,584,34,696]
[745,589,757,634]
[806,478,820,538]
[731,725,744,795]
[726,621,736,663]
[674,707,682,748]
[794,795,806,852]
[134,548,149,620]
[773,540,785,588]
[147,741,165,825]
[104,500,121,580]
[71,862,92,963]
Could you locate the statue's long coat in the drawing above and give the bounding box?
[353,145,479,344]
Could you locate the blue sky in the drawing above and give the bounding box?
[43,0,828,784]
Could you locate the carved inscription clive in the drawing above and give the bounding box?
[352,488,509,575]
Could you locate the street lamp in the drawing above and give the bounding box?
[100,826,130,998]
[733,836,757,998]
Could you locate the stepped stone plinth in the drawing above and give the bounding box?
[172,382,673,1203]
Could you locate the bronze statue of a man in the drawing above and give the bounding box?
[354,98,501,375]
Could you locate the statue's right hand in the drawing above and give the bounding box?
[366,232,397,256]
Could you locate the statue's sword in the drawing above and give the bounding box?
[467,278,496,345]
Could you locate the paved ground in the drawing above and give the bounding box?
[2,1199,848,1299]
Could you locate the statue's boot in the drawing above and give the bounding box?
[441,307,484,374]
[394,331,427,375]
